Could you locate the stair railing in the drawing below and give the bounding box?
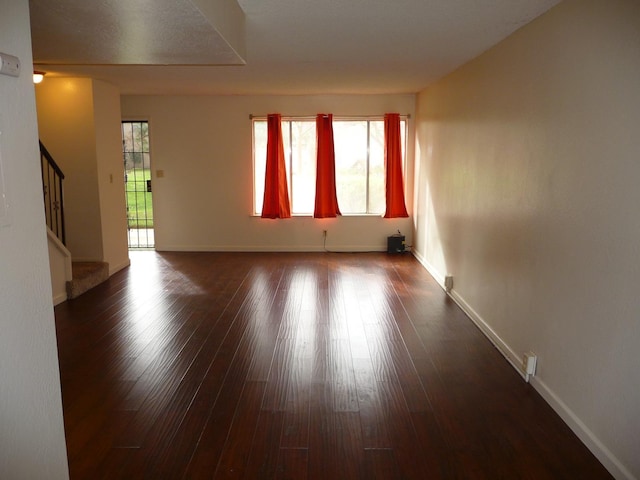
[39,141,66,245]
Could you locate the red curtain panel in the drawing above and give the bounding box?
[314,114,341,218]
[261,114,291,219]
[384,113,409,218]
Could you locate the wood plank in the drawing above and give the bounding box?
[276,448,308,480]
[53,252,614,480]
[213,380,267,479]
[243,411,285,478]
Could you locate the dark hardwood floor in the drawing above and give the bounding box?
[54,251,612,479]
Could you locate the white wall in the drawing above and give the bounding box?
[121,94,415,251]
[0,1,69,478]
[414,1,640,479]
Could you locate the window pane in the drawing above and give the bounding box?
[334,121,368,214]
[253,120,267,214]
[290,121,316,214]
[369,121,385,214]
[400,120,407,166]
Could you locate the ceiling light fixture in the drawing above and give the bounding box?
[33,71,46,84]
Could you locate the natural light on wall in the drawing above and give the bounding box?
[253,117,406,216]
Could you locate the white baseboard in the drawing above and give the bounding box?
[52,291,67,306]
[154,244,387,253]
[531,377,635,480]
[412,251,635,480]
[109,259,131,276]
[448,290,529,382]
[412,249,446,286]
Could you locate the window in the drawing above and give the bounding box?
[253,117,406,215]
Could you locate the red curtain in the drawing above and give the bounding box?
[261,114,291,219]
[314,114,341,218]
[384,113,409,218]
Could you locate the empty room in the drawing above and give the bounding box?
[1,0,639,479]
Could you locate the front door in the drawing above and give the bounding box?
[121,120,154,249]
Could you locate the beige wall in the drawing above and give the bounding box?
[414,1,640,479]
[0,1,69,478]
[36,78,104,260]
[36,78,129,271]
[93,80,130,274]
[121,94,415,251]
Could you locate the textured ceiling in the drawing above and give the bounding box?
[30,0,561,95]
[30,0,246,65]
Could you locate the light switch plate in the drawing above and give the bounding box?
[0,52,21,77]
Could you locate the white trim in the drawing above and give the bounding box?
[531,377,636,480]
[46,228,71,305]
[109,258,131,276]
[46,228,72,281]
[155,244,388,253]
[449,289,529,381]
[249,213,386,218]
[249,114,411,121]
[412,249,528,379]
[411,249,445,286]
[52,292,67,306]
[412,251,636,480]
[70,257,104,263]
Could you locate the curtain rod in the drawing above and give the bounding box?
[249,113,411,120]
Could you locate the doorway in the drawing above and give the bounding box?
[121,120,154,249]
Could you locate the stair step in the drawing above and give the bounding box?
[66,262,109,299]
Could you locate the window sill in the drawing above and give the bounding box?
[251,213,386,218]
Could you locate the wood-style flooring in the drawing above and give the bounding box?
[54,251,612,479]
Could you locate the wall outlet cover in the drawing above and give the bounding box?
[523,352,537,375]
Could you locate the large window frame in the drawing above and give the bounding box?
[252,116,407,216]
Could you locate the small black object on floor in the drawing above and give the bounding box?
[387,234,405,253]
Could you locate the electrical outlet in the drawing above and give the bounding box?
[322,230,327,238]
[444,275,453,292]
[523,352,537,376]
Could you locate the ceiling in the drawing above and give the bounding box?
[30,0,561,95]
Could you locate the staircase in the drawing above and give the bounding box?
[41,142,110,303]
[66,261,110,299]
